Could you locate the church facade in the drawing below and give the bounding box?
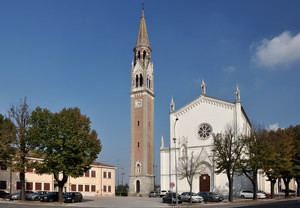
[160,82,253,195]
[128,9,154,196]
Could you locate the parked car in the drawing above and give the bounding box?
[148,191,158,198]
[64,192,82,203]
[162,192,182,204]
[240,190,267,199]
[159,190,167,198]
[40,192,59,202]
[26,191,47,201]
[198,192,224,202]
[10,191,34,200]
[181,192,203,203]
[0,190,10,199]
[258,190,271,198]
[279,189,296,196]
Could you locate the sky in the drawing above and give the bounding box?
[0,0,300,185]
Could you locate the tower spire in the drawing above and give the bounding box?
[136,6,150,48]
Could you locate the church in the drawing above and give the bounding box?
[160,81,254,195]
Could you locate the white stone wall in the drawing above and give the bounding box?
[160,95,254,195]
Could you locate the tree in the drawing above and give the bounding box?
[177,146,202,203]
[257,130,279,199]
[239,129,266,200]
[8,98,31,201]
[289,125,300,197]
[0,114,16,168]
[274,129,294,198]
[213,128,245,202]
[29,107,101,202]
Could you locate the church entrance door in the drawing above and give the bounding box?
[199,174,210,192]
[136,180,140,193]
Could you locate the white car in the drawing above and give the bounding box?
[159,190,167,198]
[181,192,203,203]
[240,190,267,199]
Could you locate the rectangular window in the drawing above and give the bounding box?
[44,183,50,191]
[0,164,7,170]
[103,171,107,178]
[91,170,96,177]
[108,186,111,192]
[78,185,83,192]
[71,184,76,191]
[16,182,21,190]
[35,182,42,191]
[91,185,96,192]
[85,185,89,192]
[85,170,90,177]
[26,182,33,190]
[0,181,7,189]
[108,172,111,179]
[103,185,107,192]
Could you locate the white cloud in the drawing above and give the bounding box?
[267,123,280,131]
[223,66,237,73]
[254,31,300,69]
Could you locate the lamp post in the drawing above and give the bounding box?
[173,117,179,206]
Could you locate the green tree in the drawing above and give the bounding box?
[213,128,245,202]
[29,107,101,202]
[289,125,300,197]
[8,98,31,201]
[177,147,202,204]
[0,114,16,169]
[239,130,264,200]
[275,129,294,198]
[257,130,279,198]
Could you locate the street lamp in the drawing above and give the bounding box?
[173,117,179,206]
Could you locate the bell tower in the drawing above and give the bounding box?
[129,8,154,196]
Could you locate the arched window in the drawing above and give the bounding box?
[143,50,146,59]
[137,142,140,148]
[139,74,143,87]
[136,163,141,174]
[135,75,139,88]
[138,51,141,59]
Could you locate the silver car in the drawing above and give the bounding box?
[181,192,203,203]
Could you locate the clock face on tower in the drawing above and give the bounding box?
[135,99,143,108]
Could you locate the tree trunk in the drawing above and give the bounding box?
[296,178,300,197]
[189,180,193,204]
[227,172,233,202]
[270,179,276,199]
[283,178,291,198]
[54,172,68,203]
[20,171,26,201]
[252,172,258,200]
[58,184,64,203]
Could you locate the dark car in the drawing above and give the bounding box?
[26,191,47,201]
[162,192,182,204]
[148,191,158,198]
[10,191,34,200]
[198,192,224,202]
[64,192,83,203]
[0,190,10,199]
[40,192,59,202]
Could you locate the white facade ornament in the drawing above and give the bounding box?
[160,136,164,149]
[235,84,240,103]
[201,80,206,95]
[170,97,175,113]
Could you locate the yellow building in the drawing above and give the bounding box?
[0,160,116,197]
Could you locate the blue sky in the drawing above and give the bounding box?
[0,0,300,184]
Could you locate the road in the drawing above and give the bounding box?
[0,197,299,208]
